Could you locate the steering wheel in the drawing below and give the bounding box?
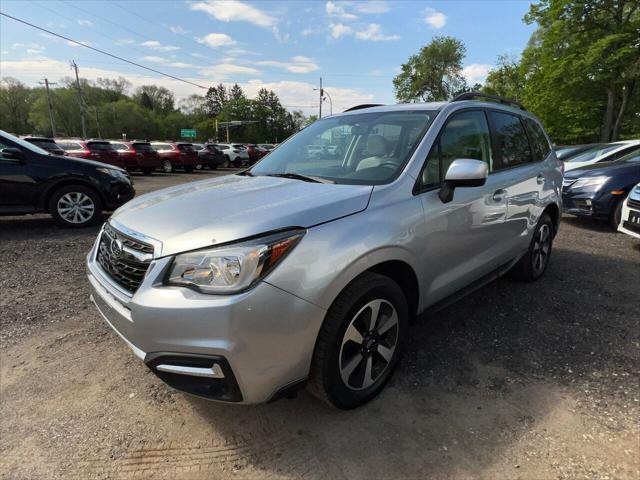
[379,161,398,169]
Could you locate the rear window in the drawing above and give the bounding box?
[88,141,116,152]
[132,142,153,151]
[58,141,83,151]
[28,139,61,150]
[111,143,128,150]
[523,118,551,162]
[232,144,245,149]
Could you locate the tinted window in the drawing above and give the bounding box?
[565,144,618,163]
[111,143,128,150]
[58,141,83,151]
[192,144,203,151]
[489,111,532,170]
[177,144,194,152]
[420,110,493,188]
[133,142,153,151]
[88,141,116,151]
[523,118,551,162]
[608,145,640,162]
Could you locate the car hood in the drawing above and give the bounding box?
[110,174,373,257]
[49,154,127,171]
[564,161,639,179]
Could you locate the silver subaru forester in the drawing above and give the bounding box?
[87,95,562,409]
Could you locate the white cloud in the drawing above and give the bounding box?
[66,40,95,48]
[1,56,374,116]
[140,40,180,52]
[424,8,446,29]
[198,63,260,77]
[462,63,491,84]
[11,43,46,55]
[195,33,236,48]
[190,0,277,28]
[169,25,189,34]
[329,23,352,39]
[355,24,399,41]
[141,56,196,69]
[326,1,358,21]
[77,19,93,27]
[301,28,315,36]
[354,1,391,14]
[257,56,319,74]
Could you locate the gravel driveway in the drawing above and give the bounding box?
[1,168,638,479]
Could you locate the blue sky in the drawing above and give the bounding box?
[0,0,536,115]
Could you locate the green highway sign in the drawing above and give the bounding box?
[180,129,196,138]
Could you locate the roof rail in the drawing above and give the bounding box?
[452,92,526,111]
[344,103,384,112]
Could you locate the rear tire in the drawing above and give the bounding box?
[509,212,554,282]
[308,272,408,409]
[49,185,102,228]
[223,155,230,167]
[162,160,174,173]
[195,163,204,170]
[610,200,623,231]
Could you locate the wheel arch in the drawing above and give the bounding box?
[40,178,103,211]
[542,202,560,236]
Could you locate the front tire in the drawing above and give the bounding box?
[610,200,623,231]
[49,185,102,228]
[509,212,554,281]
[308,272,408,409]
[161,159,174,173]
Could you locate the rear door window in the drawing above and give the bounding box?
[489,111,532,170]
[88,141,116,152]
[59,141,83,151]
[133,142,153,151]
[523,118,551,162]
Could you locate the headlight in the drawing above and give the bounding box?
[570,175,609,191]
[97,167,128,180]
[166,229,305,294]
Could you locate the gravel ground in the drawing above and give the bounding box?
[1,169,639,479]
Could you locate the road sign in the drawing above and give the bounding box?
[180,129,196,138]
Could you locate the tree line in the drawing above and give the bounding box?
[393,0,639,144]
[0,76,308,143]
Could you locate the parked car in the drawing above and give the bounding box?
[618,183,640,239]
[150,142,198,173]
[57,139,122,168]
[258,143,275,151]
[564,140,640,171]
[110,140,161,175]
[192,143,226,170]
[215,143,250,167]
[21,136,65,155]
[244,144,267,163]
[87,94,562,408]
[0,130,134,227]
[554,143,603,162]
[562,150,640,229]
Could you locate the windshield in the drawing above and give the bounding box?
[249,110,437,185]
[28,139,63,151]
[566,144,619,163]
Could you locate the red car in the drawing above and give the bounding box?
[56,139,122,167]
[150,142,198,173]
[244,144,268,164]
[110,141,161,175]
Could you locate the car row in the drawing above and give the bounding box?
[556,139,640,171]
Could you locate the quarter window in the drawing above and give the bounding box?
[419,110,493,189]
[523,117,551,162]
[489,111,532,170]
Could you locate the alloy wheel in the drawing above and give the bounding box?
[56,192,95,224]
[162,160,173,173]
[532,223,551,276]
[339,299,399,390]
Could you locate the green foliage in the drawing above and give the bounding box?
[482,54,526,101]
[0,76,308,143]
[393,36,468,102]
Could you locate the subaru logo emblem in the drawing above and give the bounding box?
[110,238,123,258]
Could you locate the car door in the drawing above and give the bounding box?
[0,139,39,211]
[415,109,513,304]
[487,110,548,256]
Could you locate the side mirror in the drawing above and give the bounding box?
[0,147,25,161]
[439,159,488,204]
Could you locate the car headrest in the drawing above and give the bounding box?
[366,135,387,157]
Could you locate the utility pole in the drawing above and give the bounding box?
[71,60,87,138]
[319,77,323,119]
[93,107,101,138]
[38,78,57,137]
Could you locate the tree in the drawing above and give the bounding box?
[133,85,175,114]
[393,36,468,102]
[523,0,640,142]
[482,54,526,100]
[0,77,35,133]
[229,83,246,101]
[205,83,227,116]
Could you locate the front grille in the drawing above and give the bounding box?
[97,223,153,293]
[628,198,640,211]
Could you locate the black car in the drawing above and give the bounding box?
[562,150,640,229]
[555,143,604,162]
[22,136,66,155]
[192,143,226,170]
[0,130,135,227]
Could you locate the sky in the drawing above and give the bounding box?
[0,0,536,115]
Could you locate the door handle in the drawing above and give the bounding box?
[492,189,507,202]
[536,173,545,185]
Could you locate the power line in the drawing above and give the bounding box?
[0,11,208,89]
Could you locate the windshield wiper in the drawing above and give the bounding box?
[236,170,254,176]
[265,173,332,184]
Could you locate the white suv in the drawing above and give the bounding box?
[215,143,250,167]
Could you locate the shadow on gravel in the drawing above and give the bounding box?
[562,215,613,232]
[186,247,639,479]
[0,215,106,241]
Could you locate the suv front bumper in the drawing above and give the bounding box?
[86,235,326,404]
